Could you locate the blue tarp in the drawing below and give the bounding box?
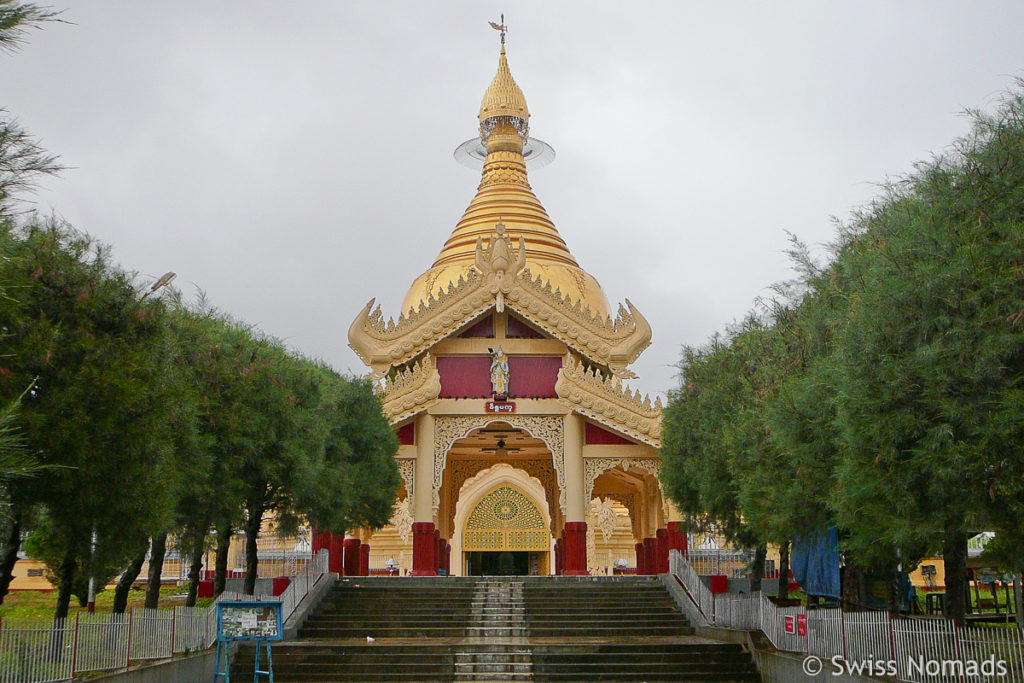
[790,526,841,598]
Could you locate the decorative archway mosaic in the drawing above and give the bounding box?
[433,415,565,515]
[463,485,549,552]
[446,458,559,535]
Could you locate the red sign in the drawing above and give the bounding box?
[797,614,807,636]
[784,615,796,635]
[485,401,516,414]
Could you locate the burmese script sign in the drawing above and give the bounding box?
[217,601,283,642]
[485,401,516,414]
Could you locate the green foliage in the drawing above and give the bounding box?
[0,219,183,614]
[0,1,60,53]
[661,82,1024,589]
[831,88,1024,564]
[0,0,400,612]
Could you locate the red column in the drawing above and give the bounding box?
[412,522,437,576]
[313,530,344,574]
[656,528,669,574]
[312,529,330,554]
[563,522,589,576]
[667,521,687,559]
[343,538,361,577]
[635,542,646,575]
[433,530,441,574]
[359,543,370,576]
[435,534,445,575]
[444,541,452,575]
[643,537,656,576]
[329,534,345,575]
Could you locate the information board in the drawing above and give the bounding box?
[217,601,283,642]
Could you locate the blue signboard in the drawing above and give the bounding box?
[217,601,283,642]
[214,601,283,682]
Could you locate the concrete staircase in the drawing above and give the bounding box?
[233,575,761,682]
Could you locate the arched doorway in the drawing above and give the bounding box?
[452,464,553,576]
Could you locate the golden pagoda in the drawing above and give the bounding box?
[403,44,610,320]
[343,29,684,578]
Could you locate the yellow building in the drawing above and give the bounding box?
[343,36,683,577]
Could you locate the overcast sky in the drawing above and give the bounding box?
[6,2,1024,399]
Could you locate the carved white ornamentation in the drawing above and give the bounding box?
[433,415,565,516]
[390,498,413,545]
[583,457,661,504]
[397,459,415,499]
[590,497,619,543]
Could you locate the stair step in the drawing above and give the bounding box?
[254,576,759,682]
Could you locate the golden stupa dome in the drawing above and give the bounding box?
[401,42,611,320]
[478,45,530,122]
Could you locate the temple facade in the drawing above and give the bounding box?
[329,39,685,577]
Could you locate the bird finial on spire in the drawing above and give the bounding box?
[488,14,506,45]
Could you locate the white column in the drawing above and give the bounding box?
[413,413,435,523]
[563,413,586,522]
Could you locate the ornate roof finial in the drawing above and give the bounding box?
[478,17,529,139]
[489,14,506,45]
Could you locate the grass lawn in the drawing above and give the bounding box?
[0,585,214,620]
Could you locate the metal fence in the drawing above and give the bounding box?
[0,549,329,683]
[686,549,754,578]
[670,550,1024,683]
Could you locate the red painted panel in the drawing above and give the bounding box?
[459,315,494,338]
[396,423,415,445]
[437,356,492,398]
[438,355,561,398]
[506,314,545,338]
[508,356,560,398]
[585,421,636,445]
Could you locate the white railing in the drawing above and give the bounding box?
[713,591,760,630]
[669,549,1024,683]
[277,548,328,619]
[669,549,715,622]
[0,549,330,682]
[806,607,844,661]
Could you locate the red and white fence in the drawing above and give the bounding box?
[0,549,329,683]
[670,550,1024,682]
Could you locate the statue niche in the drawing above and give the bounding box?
[489,346,510,399]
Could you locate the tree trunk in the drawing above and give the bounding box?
[841,559,862,611]
[242,503,263,596]
[1014,574,1023,630]
[112,547,147,613]
[749,545,767,593]
[778,541,791,601]
[0,514,22,605]
[942,526,969,626]
[886,556,901,615]
[213,523,231,597]
[144,533,167,609]
[185,531,206,607]
[54,549,76,620]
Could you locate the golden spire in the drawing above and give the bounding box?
[400,27,611,318]
[478,47,529,125]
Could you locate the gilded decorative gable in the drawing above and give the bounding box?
[349,240,651,379]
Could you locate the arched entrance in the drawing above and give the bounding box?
[452,464,553,576]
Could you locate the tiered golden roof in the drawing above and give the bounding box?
[401,43,611,319]
[351,37,657,441]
